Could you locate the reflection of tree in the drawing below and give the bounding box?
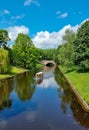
[0,79,13,110]
[55,68,73,114]
[55,68,89,128]
[70,97,89,128]
[15,71,35,101]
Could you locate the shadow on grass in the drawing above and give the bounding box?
[64,68,76,74]
[8,71,16,75]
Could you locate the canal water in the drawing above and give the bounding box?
[0,66,89,130]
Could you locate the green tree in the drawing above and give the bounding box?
[12,33,40,69]
[0,30,10,47]
[12,33,33,67]
[42,49,58,62]
[4,45,13,64]
[0,48,9,73]
[73,20,89,72]
[58,29,76,72]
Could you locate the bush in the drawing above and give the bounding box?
[77,60,89,72]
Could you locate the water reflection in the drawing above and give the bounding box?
[14,71,35,101]
[0,71,35,111]
[36,66,57,88]
[55,68,73,114]
[71,97,89,128]
[0,67,89,130]
[36,76,58,89]
[0,79,13,110]
[55,68,89,128]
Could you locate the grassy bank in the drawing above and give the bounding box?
[59,66,89,104]
[0,66,28,80]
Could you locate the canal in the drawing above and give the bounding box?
[0,66,89,130]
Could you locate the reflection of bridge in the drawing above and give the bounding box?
[41,60,56,67]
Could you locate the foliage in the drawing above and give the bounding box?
[42,48,58,62]
[58,29,76,72]
[12,33,41,69]
[0,48,9,73]
[0,30,10,47]
[62,29,76,44]
[73,20,89,72]
[4,45,13,64]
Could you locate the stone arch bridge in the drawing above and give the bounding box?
[41,60,56,67]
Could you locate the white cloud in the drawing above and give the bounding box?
[56,10,68,19]
[60,12,68,18]
[0,9,10,16]
[4,9,10,14]
[7,26,29,41]
[32,24,79,49]
[11,14,25,20]
[7,19,88,49]
[81,18,89,25]
[24,0,40,6]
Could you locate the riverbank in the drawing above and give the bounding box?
[59,65,89,112]
[0,66,29,80]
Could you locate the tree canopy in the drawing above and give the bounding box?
[0,30,10,47]
[58,29,76,72]
[42,49,58,62]
[73,20,89,72]
[12,33,41,69]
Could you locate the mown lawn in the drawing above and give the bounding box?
[0,66,28,80]
[59,66,89,104]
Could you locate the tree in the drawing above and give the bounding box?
[42,49,58,62]
[0,30,10,47]
[12,33,40,69]
[62,29,76,44]
[73,20,89,72]
[58,29,76,72]
[4,46,13,64]
[0,48,9,73]
[12,33,33,67]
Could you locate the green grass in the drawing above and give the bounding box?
[59,65,89,104]
[0,66,28,80]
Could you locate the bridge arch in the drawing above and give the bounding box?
[41,60,56,67]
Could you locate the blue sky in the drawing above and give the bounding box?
[0,0,89,48]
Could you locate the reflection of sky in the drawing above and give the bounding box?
[36,77,58,88]
[0,120,7,129]
[0,91,37,120]
[25,111,37,123]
